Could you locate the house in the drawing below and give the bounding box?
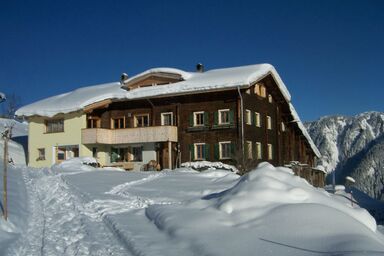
[16,64,321,179]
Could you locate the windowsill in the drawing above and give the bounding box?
[212,124,235,129]
[44,131,64,134]
[220,157,231,160]
[187,126,208,132]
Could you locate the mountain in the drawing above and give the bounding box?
[306,111,384,201]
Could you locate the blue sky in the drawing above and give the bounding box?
[0,0,383,121]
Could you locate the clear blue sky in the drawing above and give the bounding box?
[1,0,383,121]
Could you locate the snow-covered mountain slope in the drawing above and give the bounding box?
[306,111,384,200]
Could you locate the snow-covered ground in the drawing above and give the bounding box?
[1,155,384,255]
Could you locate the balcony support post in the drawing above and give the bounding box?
[168,141,172,170]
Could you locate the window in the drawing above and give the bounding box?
[46,119,64,133]
[267,116,272,130]
[255,112,261,127]
[92,147,98,158]
[194,143,206,160]
[268,94,273,103]
[112,117,125,129]
[219,141,231,159]
[281,122,286,132]
[87,117,100,128]
[255,83,266,98]
[246,141,253,159]
[132,146,143,161]
[268,144,273,160]
[37,148,45,161]
[245,109,252,125]
[246,88,251,94]
[161,112,173,126]
[218,109,230,125]
[134,114,149,127]
[256,142,262,159]
[193,111,205,126]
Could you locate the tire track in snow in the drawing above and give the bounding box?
[7,167,132,256]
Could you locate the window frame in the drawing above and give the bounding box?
[245,109,252,125]
[246,141,253,159]
[255,112,261,127]
[87,117,100,128]
[256,142,262,160]
[218,109,230,125]
[193,111,205,127]
[111,117,125,129]
[267,143,273,160]
[219,141,232,160]
[161,112,173,126]
[267,115,272,130]
[45,119,64,133]
[194,143,206,160]
[37,148,45,161]
[134,114,150,128]
[268,94,273,103]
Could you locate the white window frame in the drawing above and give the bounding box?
[37,148,45,161]
[255,112,261,127]
[260,85,266,98]
[267,115,272,130]
[245,109,252,125]
[246,141,253,159]
[219,141,231,160]
[218,109,230,125]
[268,144,273,160]
[194,143,206,160]
[193,111,205,127]
[161,112,173,126]
[268,94,273,103]
[256,142,262,160]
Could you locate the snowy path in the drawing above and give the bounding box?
[6,167,132,256]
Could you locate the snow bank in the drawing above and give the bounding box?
[51,157,99,173]
[146,162,383,255]
[181,161,239,173]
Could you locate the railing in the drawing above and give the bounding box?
[82,126,178,144]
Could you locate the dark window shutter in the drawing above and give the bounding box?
[189,113,194,127]
[189,144,194,160]
[214,111,218,125]
[204,144,210,160]
[214,143,219,160]
[230,143,235,157]
[229,110,234,124]
[204,112,209,126]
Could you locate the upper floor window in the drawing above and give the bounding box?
[267,115,272,130]
[193,111,205,126]
[245,109,252,125]
[87,117,100,128]
[219,141,232,159]
[161,112,173,126]
[255,112,261,127]
[246,88,251,94]
[46,119,64,133]
[255,83,266,98]
[218,109,230,125]
[134,114,149,127]
[112,117,125,129]
[281,122,286,132]
[268,94,273,103]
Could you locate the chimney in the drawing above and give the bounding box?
[196,63,204,73]
[120,73,129,85]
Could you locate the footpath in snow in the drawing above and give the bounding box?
[1,158,384,255]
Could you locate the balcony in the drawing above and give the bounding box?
[82,126,178,145]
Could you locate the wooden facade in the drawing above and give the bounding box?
[82,73,318,176]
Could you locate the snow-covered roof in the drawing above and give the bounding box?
[15,63,320,157]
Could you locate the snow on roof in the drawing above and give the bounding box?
[15,63,319,157]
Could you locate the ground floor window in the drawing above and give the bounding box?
[37,148,45,161]
[56,145,79,163]
[92,147,98,158]
[219,141,231,159]
[267,143,273,160]
[246,141,253,159]
[256,142,262,159]
[111,145,143,163]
